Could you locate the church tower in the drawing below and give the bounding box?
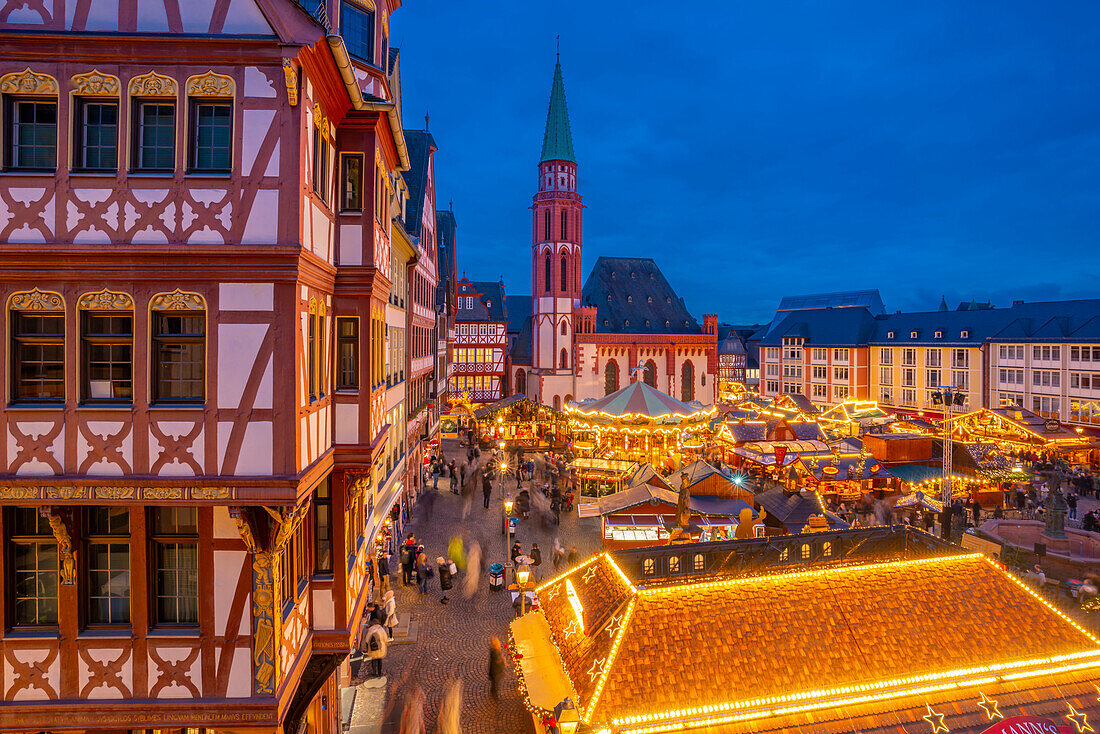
[531,57,583,408]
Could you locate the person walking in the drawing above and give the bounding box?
[416,552,431,594]
[401,535,417,586]
[488,637,505,699]
[437,556,453,604]
[436,678,463,734]
[482,472,493,509]
[449,460,457,491]
[530,542,542,581]
[567,546,578,566]
[382,588,398,640]
[552,537,565,570]
[464,541,482,599]
[377,551,390,592]
[1069,492,1079,520]
[511,540,522,566]
[432,459,440,490]
[363,621,388,677]
[458,463,466,495]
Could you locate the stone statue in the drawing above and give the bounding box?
[1044,464,1068,540]
[667,471,694,544]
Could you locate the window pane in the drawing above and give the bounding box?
[80,102,118,170]
[342,2,375,61]
[138,102,175,170]
[153,311,205,402]
[341,154,362,210]
[191,103,231,171]
[12,101,57,169]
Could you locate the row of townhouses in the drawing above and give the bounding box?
[0,1,459,732]
[758,291,1100,427]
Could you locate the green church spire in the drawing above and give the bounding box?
[540,58,575,163]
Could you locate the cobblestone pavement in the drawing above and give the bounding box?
[354,439,602,733]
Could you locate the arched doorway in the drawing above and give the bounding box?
[516,368,527,396]
[644,359,657,388]
[681,361,695,402]
[605,361,619,395]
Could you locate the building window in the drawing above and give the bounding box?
[559,348,568,369]
[85,507,130,625]
[11,311,65,402]
[312,125,329,204]
[6,98,57,170]
[644,360,657,388]
[340,153,363,211]
[833,366,849,382]
[681,361,694,402]
[560,321,567,336]
[560,210,567,239]
[152,309,205,403]
[82,311,133,402]
[560,255,567,292]
[342,1,375,62]
[295,515,308,593]
[189,100,231,172]
[693,553,705,572]
[544,208,550,240]
[132,101,175,171]
[336,317,359,390]
[309,313,318,400]
[150,507,198,625]
[9,507,58,626]
[74,99,118,171]
[605,361,619,395]
[668,556,680,573]
[314,478,332,573]
[544,255,551,293]
[643,558,655,576]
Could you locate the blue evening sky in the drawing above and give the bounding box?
[392,1,1100,324]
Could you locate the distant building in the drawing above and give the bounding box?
[717,324,763,399]
[450,278,508,403]
[436,207,458,411]
[506,60,718,408]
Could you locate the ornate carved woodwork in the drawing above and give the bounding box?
[0,68,58,95]
[150,289,206,311]
[8,288,64,311]
[77,288,133,311]
[128,70,178,98]
[0,486,39,499]
[0,485,235,501]
[70,70,120,97]
[185,70,234,98]
[39,507,76,585]
[282,59,297,106]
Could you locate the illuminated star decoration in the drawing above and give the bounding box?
[587,657,605,681]
[605,614,624,639]
[1094,684,1100,702]
[563,619,581,637]
[582,564,598,584]
[976,692,1002,721]
[541,584,558,603]
[1067,704,1094,733]
[922,703,949,733]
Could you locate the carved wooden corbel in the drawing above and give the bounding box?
[282,59,297,106]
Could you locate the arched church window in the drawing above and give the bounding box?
[544,255,551,293]
[605,361,619,395]
[559,348,568,369]
[560,256,567,292]
[561,210,568,240]
[561,321,567,336]
[644,360,657,388]
[681,361,695,402]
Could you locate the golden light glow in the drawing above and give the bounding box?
[583,597,637,724]
[565,580,585,632]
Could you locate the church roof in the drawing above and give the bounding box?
[580,256,700,334]
[540,59,575,163]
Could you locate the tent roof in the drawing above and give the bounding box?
[567,380,712,420]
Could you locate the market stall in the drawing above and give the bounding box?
[796,450,896,502]
[472,394,569,449]
[565,381,716,470]
[568,457,639,497]
[944,407,1091,461]
[818,399,892,438]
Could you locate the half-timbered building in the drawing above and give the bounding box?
[0,0,416,731]
[450,279,507,404]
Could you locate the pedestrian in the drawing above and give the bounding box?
[436,678,463,734]
[552,537,565,570]
[382,588,398,640]
[971,498,981,526]
[483,472,493,509]
[416,552,431,594]
[567,546,578,566]
[511,540,522,566]
[1069,492,1079,520]
[449,460,457,490]
[400,683,427,734]
[437,556,453,604]
[530,542,542,581]
[464,541,482,599]
[368,600,385,627]
[432,460,440,490]
[401,534,417,586]
[377,551,390,592]
[448,535,466,572]
[363,620,388,677]
[458,463,466,495]
[488,637,505,699]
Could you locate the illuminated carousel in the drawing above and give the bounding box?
[566,381,716,492]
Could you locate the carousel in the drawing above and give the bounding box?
[565,380,716,480]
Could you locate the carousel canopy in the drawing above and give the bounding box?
[567,380,713,421]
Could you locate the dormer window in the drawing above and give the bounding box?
[342,1,376,63]
[606,295,612,303]
[934,331,943,339]
[665,320,670,327]
[910,331,918,339]
[647,296,652,303]
[624,319,630,327]
[603,319,609,326]
[485,300,491,309]
[961,330,969,339]
[666,297,671,304]
[645,319,650,327]
[887,331,895,339]
[630,271,636,279]
[627,295,632,303]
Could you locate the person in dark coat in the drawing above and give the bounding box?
[530,543,542,581]
[458,464,466,495]
[482,472,492,508]
[377,552,390,592]
[401,534,417,585]
[511,541,522,566]
[437,556,453,604]
[488,637,505,699]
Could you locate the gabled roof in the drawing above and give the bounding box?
[540,59,575,163]
[456,279,506,322]
[667,460,726,491]
[755,487,846,531]
[580,257,700,335]
[401,130,436,239]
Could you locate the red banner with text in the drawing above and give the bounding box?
[980,715,1073,734]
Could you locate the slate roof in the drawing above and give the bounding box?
[540,60,575,163]
[435,209,457,309]
[754,487,847,531]
[871,298,1100,346]
[788,420,827,441]
[510,316,533,366]
[456,279,506,322]
[528,552,1100,733]
[758,306,879,347]
[580,257,701,335]
[401,130,436,239]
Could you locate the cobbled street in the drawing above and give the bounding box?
[351,439,601,733]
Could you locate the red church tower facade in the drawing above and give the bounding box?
[530,59,583,409]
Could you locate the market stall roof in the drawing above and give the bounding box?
[945,406,1088,444]
[521,550,1100,733]
[798,453,894,481]
[820,399,890,425]
[716,421,768,443]
[734,440,831,466]
[567,380,714,421]
[509,612,579,721]
[788,420,828,441]
[894,490,944,512]
[472,394,565,419]
[568,457,638,478]
[755,487,849,532]
[667,460,726,490]
[577,482,755,520]
[775,392,821,416]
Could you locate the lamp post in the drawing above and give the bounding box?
[515,563,532,616]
